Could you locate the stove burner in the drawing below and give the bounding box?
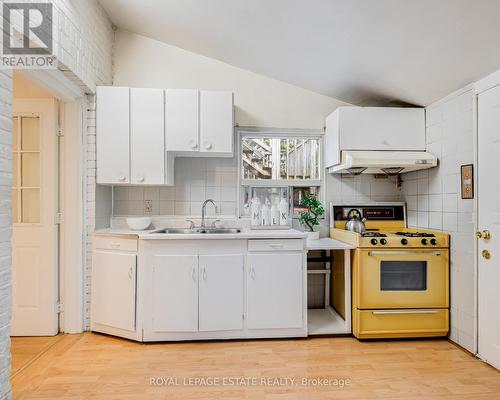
[395,232,435,238]
[361,232,387,237]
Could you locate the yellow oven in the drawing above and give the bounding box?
[353,249,449,309]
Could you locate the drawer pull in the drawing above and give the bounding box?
[110,242,121,248]
[269,244,284,249]
[372,310,439,315]
[128,266,134,279]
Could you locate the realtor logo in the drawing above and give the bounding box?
[2,2,55,68]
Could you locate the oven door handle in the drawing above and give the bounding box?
[372,310,439,315]
[367,250,442,256]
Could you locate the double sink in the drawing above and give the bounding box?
[154,228,241,234]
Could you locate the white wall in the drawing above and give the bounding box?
[113,30,348,129]
[401,88,475,352]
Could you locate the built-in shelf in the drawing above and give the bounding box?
[308,307,349,335]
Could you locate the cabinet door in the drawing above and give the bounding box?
[130,88,165,184]
[199,254,244,332]
[165,89,199,152]
[151,255,198,332]
[247,253,304,329]
[96,86,130,184]
[92,251,136,331]
[200,91,234,154]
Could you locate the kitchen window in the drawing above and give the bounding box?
[237,129,323,218]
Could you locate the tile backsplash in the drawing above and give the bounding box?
[113,157,238,217]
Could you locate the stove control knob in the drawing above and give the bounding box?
[380,239,387,245]
[421,239,428,245]
[401,238,408,245]
[370,239,378,245]
[430,238,437,245]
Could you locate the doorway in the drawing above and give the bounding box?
[10,71,86,337]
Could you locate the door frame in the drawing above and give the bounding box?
[17,69,86,333]
[473,70,500,359]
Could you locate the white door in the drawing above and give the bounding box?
[198,254,244,332]
[130,88,165,184]
[92,251,136,331]
[11,99,58,336]
[165,89,199,152]
[151,255,198,332]
[96,86,130,184]
[247,253,303,329]
[477,85,500,370]
[200,91,233,154]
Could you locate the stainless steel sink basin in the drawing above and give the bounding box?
[154,228,241,234]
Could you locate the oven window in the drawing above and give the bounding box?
[380,261,427,291]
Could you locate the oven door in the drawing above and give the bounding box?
[355,249,449,309]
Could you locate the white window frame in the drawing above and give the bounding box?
[236,127,325,218]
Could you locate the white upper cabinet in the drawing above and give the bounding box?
[96,86,130,184]
[200,91,234,154]
[324,106,425,168]
[130,88,165,185]
[165,89,200,152]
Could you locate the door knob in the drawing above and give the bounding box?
[482,250,491,260]
[476,230,491,240]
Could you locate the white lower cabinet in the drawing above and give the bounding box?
[247,253,304,330]
[199,255,244,331]
[152,255,198,332]
[150,253,244,334]
[92,251,137,332]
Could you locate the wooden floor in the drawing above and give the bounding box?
[10,333,500,400]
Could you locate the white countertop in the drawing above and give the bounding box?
[93,228,308,240]
[306,238,355,250]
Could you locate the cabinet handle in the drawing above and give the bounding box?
[204,142,213,150]
[202,266,207,281]
[372,310,439,315]
[191,266,197,281]
[110,242,121,248]
[128,266,134,279]
[269,243,284,249]
[118,175,126,182]
[249,266,255,279]
[188,140,198,150]
[136,175,145,183]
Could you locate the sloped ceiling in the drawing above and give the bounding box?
[99,0,500,106]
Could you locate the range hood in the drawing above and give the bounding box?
[328,150,438,175]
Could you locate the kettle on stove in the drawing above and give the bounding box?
[345,209,366,233]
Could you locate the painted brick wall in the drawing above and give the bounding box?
[401,88,475,352]
[0,69,12,400]
[0,1,113,397]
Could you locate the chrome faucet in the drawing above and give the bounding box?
[201,199,218,228]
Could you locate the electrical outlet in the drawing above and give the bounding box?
[144,200,153,214]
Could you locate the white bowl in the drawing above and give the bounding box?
[126,217,152,231]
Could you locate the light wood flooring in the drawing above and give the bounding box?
[10,333,500,399]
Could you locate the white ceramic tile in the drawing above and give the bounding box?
[417,195,428,212]
[159,201,174,215]
[406,195,417,211]
[428,212,442,230]
[442,174,458,194]
[174,201,190,215]
[190,186,206,202]
[429,194,442,212]
[442,212,458,232]
[205,186,221,202]
[221,171,237,187]
[417,178,428,195]
[417,211,429,228]
[220,187,237,202]
[144,187,160,201]
[405,179,417,195]
[443,193,458,212]
[175,185,191,201]
[113,186,129,201]
[407,211,417,227]
[128,187,144,201]
[159,186,175,201]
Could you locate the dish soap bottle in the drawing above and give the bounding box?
[279,197,289,226]
[250,196,261,226]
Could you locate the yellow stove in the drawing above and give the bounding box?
[330,203,450,339]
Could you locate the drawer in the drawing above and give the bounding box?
[93,236,138,252]
[354,309,448,339]
[248,239,304,252]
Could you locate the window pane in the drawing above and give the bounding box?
[242,136,320,180]
[21,189,40,223]
[12,117,18,151]
[21,153,40,187]
[21,117,40,151]
[13,152,18,187]
[12,189,18,223]
[292,187,320,216]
